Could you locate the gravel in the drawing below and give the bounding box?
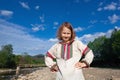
[15,67,120,80]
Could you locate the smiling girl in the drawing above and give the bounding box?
[45,22,94,80]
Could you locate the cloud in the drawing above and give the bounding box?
[49,38,58,42]
[108,14,120,24]
[0,19,54,55]
[53,22,59,26]
[77,33,105,44]
[39,14,45,23]
[53,21,59,29]
[99,2,104,6]
[89,20,97,24]
[118,7,120,10]
[97,2,120,11]
[74,0,91,3]
[76,28,115,44]
[35,5,40,10]
[19,2,30,10]
[97,7,102,11]
[74,27,83,32]
[104,2,117,10]
[115,26,120,30]
[31,24,45,32]
[0,10,13,17]
[100,20,108,24]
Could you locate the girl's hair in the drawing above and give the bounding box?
[57,22,76,42]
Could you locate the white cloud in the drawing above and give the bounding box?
[100,20,108,24]
[31,26,40,31]
[108,14,120,24]
[97,7,102,11]
[31,24,45,32]
[53,21,59,29]
[89,20,97,24]
[53,22,59,26]
[77,33,105,44]
[0,10,13,17]
[114,26,120,30]
[97,2,120,11]
[49,38,58,42]
[118,7,120,10]
[74,27,83,32]
[19,2,30,10]
[76,28,116,44]
[0,19,54,55]
[39,14,45,23]
[99,2,104,6]
[35,6,40,10]
[104,2,117,11]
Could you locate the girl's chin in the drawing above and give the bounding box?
[62,38,70,43]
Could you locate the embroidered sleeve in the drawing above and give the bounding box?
[77,40,94,67]
[45,44,57,68]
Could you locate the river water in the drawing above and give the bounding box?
[0,67,42,80]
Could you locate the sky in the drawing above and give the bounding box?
[0,0,120,56]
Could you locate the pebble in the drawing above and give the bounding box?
[16,67,120,80]
[16,67,55,80]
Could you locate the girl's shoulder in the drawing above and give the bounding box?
[51,42,61,47]
[73,39,83,44]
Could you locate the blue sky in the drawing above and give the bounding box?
[0,0,120,56]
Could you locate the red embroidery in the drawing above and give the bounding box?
[82,47,88,56]
[46,52,55,59]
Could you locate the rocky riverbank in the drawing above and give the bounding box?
[15,67,120,80]
[15,67,55,80]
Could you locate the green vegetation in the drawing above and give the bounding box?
[0,44,45,69]
[88,29,120,68]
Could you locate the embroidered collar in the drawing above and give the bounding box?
[59,40,74,45]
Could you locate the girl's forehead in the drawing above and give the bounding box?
[62,27,69,30]
[62,27,71,32]
[63,27,69,30]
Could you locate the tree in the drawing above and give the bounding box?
[88,29,120,67]
[88,36,106,61]
[111,30,120,62]
[0,44,16,68]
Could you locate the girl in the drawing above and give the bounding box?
[45,22,94,80]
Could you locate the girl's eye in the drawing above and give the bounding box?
[62,32,70,34]
[67,33,70,34]
[63,32,67,34]
[63,32,66,34]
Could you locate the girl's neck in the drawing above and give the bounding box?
[60,40,70,44]
[60,40,74,44]
[63,41,70,44]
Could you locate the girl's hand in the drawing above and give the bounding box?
[75,62,87,68]
[50,64,59,72]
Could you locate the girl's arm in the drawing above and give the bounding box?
[44,44,59,71]
[75,40,94,68]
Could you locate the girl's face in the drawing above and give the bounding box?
[61,27,71,43]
